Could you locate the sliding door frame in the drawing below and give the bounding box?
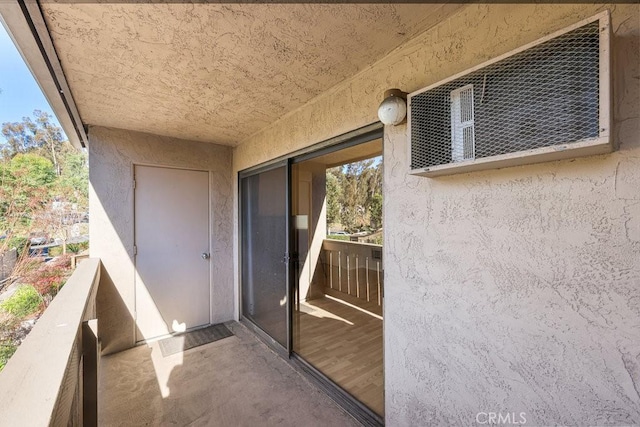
[289,126,384,427]
[239,158,293,356]
[238,122,384,426]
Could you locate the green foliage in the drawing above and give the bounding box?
[365,234,383,245]
[1,111,71,174]
[66,241,88,254]
[326,157,382,233]
[0,300,21,372]
[48,246,63,257]
[0,285,42,318]
[327,234,350,241]
[1,121,33,159]
[31,267,65,296]
[369,193,383,230]
[326,170,342,225]
[0,112,88,251]
[0,343,17,371]
[6,236,29,256]
[0,112,84,370]
[58,152,88,204]
[9,153,56,187]
[0,154,54,234]
[23,255,72,298]
[0,313,20,372]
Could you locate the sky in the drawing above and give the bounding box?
[0,23,64,141]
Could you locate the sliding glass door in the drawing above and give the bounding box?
[291,138,384,417]
[240,163,289,348]
[239,126,384,422]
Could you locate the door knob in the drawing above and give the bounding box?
[201,253,210,260]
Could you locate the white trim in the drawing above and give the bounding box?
[410,136,611,177]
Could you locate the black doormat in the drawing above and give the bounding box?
[158,323,233,357]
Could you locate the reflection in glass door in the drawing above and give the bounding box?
[292,138,384,417]
[239,128,384,422]
[240,164,288,348]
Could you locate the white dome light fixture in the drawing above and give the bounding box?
[377,88,407,126]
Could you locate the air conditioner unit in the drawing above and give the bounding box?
[408,11,611,177]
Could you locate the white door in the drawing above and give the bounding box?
[134,165,210,341]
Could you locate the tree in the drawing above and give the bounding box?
[42,152,89,254]
[8,153,56,187]
[1,122,35,159]
[326,157,382,233]
[362,162,382,210]
[0,113,87,255]
[58,152,88,205]
[33,110,68,176]
[0,154,55,252]
[369,193,383,230]
[1,111,71,175]
[326,168,342,226]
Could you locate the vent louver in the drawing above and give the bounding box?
[451,84,476,162]
[408,12,611,177]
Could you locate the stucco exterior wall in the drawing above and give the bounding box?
[232,3,639,425]
[89,126,234,354]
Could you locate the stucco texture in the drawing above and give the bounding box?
[42,3,461,146]
[232,4,640,425]
[382,7,640,426]
[89,127,234,354]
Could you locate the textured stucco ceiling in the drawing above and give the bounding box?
[41,3,459,146]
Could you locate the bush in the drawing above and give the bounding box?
[31,269,66,297]
[49,254,71,269]
[15,257,44,275]
[66,241,88,254]
[7,236,29,256]
[0,343,17,371]
[23,255,72,298]
[0,286,42,317]
[327,234,350,241]
[48,246,63,257]
[365,235,383,245]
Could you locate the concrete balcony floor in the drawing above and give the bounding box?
[99,322,359,426]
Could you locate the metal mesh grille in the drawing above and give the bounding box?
[410,21,600,170]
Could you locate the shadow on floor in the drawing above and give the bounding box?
[295,294,384,416]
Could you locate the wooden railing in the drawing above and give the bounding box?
[0,258,101,426]
[322,239,383,311]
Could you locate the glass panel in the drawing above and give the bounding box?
[292,138,384,416]
[241,166,288,347]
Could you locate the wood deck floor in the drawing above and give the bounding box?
[294,292,383,416]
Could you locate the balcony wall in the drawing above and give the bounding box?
[0,258,100,425]
[88,127,234,354]
[230,3,640,425]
